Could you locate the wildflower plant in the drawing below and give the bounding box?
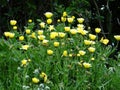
[0,11,120,90]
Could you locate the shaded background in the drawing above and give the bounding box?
[0,0,120,38]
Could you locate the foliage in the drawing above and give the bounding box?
[0,11,120,90]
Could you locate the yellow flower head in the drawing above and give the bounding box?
[37,30,43,35]
[114,35,120,41]
[49,25,55,31]
[44,12,53,18]
[84,40,92,45]
[102,39,109,45]
[47,19,52,24]
[10,20,17,25]
[61,17,66,22]
[95,28,101,33]
[80,30,88,35]
[38,35,45,40]
[9,33,15,38]
[4,32,15,38]
[13,26,17,30]
[30,32,36,39]
[77,53,81,57]
[64,27,70,32]
[4,32,10,37]
[58,32,66,38]
[47,49,53,55]
[21,59,27,66]
[63,50,68,56]
[57,19,60,23]
[54,41,60,47]
[40,72,47,82]
[77,24,84,29]
[91,57,95,61]
[28,19,32,23]
[79,50,86,56]
[19,36,24,41]
[42,40,49,46]
[100,37,109,45]
[21,45,29,50]
[70,29,77,35]
[89,34,96,40]
[39,22,45,28]
[77,18,84,23]
[83,62,92,69]
[50,32,58,39]
[63,12,67,17]
[25,29,31,34]
[32,77,39,83]
[72,16,75,19]
[88,47,95,53]
[67,17,74,23]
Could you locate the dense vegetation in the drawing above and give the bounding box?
[0,0,120,90]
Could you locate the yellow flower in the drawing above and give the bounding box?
[19,36,24,41]
[42,40,49,46]
[9,33,15,38]
[50,32,58,39]
[95,28,101,33]
[63,50,68,56]
[100,37,109,45]
[69,54,73,57]
[10,20,17,25]
[70,29,77,35]
[80,30,88,35]
[67,17,74,23]
[49,25,55,31]
[50,34,56,39]
[28,19,32,23]
[114,35,120,41]
[38,35,45,40]
[91,57,95,61]
[39,22,45,28]
[77,18,84,23]
[54,41,60,47]
[13,26,17,30]
[63,12,67,17]
[30,32,36,39]
[44,12,53,18]
[21,59,27,66]
[40,72,47,82]
[25,29,31,34]
[61,17,66,22]
[72,16,75,19]
[21,45,29,50]
[58,32,66,38]
[77,53,81,57]
[84,40,92,45]
[38,30,43,35]
[47,19,52,24]
[88,47,95,53]
[64,27,70,32]
[79,50,86,56]
[47,49,53,55]
[89,34,96,40]
[102,39,109,45]
[4,32,15,38]
[77,24,84,29]
[83,62,92,69]
[32,77,39,84]
[4,32,10,37]
[57,19,60,23]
